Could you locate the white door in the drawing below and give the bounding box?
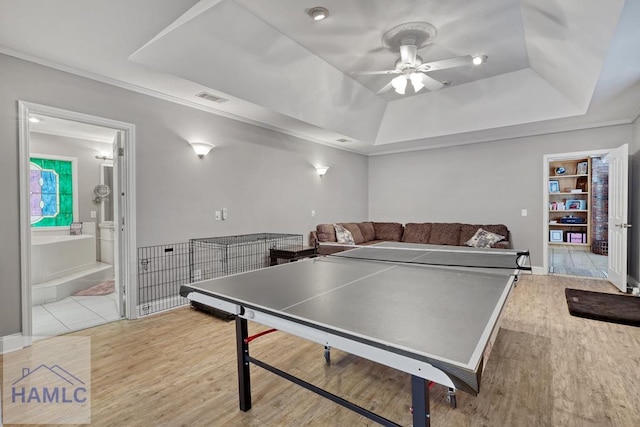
[112,132,126,315]
[605,144,630,292]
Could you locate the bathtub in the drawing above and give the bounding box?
[31,234,97,285]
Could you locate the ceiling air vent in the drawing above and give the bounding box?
[195,91,228,104]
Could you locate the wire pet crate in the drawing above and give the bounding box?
[189,233,303,281]
[137,233,303,317]
[137,242,191,317]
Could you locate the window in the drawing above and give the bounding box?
[30,156,76,227]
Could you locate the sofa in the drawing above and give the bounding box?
[310,222,510,254]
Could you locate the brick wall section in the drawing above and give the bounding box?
[591,157,608,247]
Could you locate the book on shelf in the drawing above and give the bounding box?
[567,232,587,243]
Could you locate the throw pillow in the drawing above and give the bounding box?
[465,228,505,248]
[334,224,355,245]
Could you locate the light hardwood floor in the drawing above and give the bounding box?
[2,274,639,426]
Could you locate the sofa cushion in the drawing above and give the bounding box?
[373,222,404,241]
[402,223,432,243]
[357,222,376,242]
[429,223,461,246]
[340,223,365,244]
[334,224,355,245]
[465,228,506,248]
[316,224,336,242]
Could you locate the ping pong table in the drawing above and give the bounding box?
[180,242,530,426]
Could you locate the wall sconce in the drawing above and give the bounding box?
[189,141,215,158]
[316,166,330,177]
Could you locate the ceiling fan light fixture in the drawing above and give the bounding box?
[472,55,488,65]
[409,73,425,92]
[391,75,407,95]
[308,7,329,21]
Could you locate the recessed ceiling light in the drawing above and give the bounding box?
[29,117,40,123]
[472,55,488,65]
[308,7,329,21]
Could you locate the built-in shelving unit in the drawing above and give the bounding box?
[548,158,591,247]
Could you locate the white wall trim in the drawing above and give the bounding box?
[531,266,546,275]
[0,48,636,157]
[18,101,32,344]
[368,121,633,157]
[0,47,364,155]
[18,101,138,347]
[0,333,25,354]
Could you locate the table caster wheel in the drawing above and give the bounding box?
[447,388,457,408]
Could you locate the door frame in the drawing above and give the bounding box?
[18,101,138,345]
[542,148,615,276]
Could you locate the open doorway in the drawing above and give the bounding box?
[18,102,137,344]
[547,154,608,278]
[543,145,630,291]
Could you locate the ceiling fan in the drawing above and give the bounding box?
[351,22,487,95]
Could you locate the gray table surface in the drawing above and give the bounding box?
[184,244,517,370]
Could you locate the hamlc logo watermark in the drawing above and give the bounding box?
[2,336,91,424]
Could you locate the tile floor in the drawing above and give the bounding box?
[33,293,121,337]
[549,247,608,278]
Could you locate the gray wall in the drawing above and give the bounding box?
[368,126,635,268]
[2,51,638,340]
[30,133,112,225]
[630,117,640,282]
[0,53,368,337]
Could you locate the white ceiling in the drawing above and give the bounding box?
[1,0,639,155]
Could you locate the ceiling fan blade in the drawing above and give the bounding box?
[420,73,445,91]
[375,81,394,95]
[419,55,473,72]
[399,44,417,65]
[351,69,401,76]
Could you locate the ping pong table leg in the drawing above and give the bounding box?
[411,375,431,427]
[236,316,252,411]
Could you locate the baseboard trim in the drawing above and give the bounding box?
[532,266,546,275]
[0,333,24,354]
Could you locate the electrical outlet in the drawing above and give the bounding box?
[521,209,527,217]
[311,210,316,217]
[215,210,221,220]
[90,210,97,218]
[222,208,228,220]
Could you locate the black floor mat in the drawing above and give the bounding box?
[565,288,640,327]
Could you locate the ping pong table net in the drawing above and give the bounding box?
[327,245,531,271]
